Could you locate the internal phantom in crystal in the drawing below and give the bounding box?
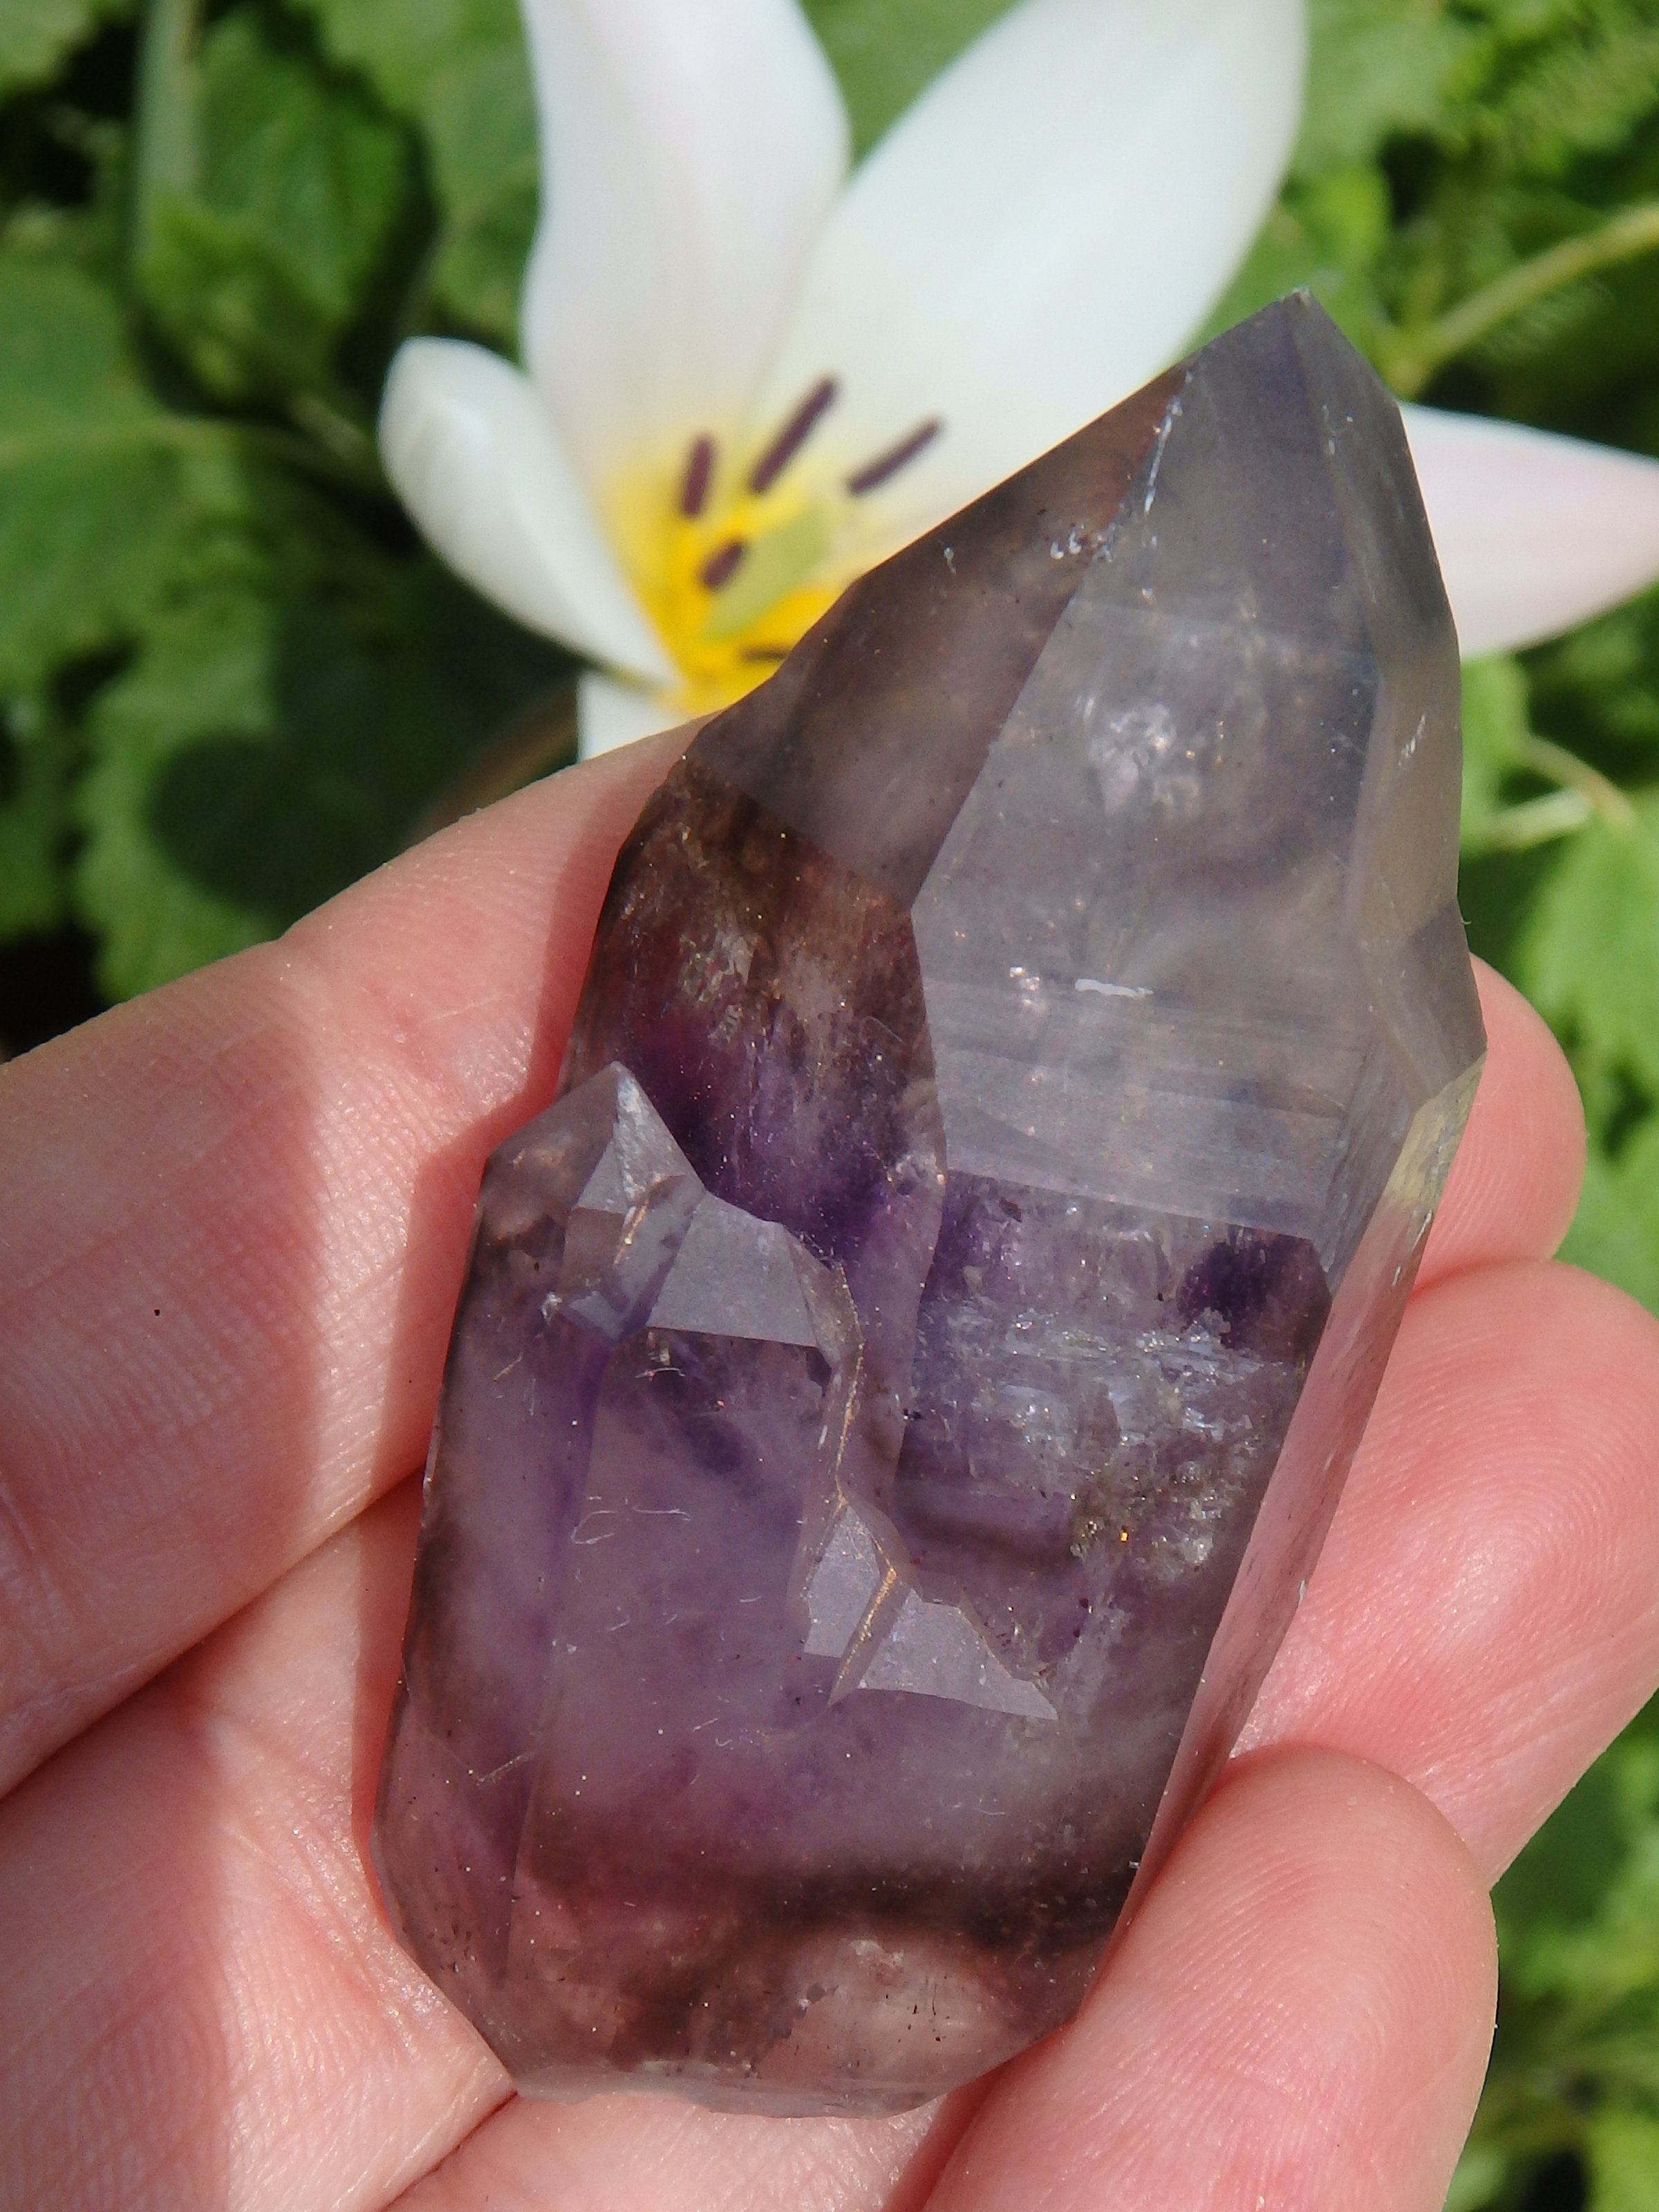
[375,296,1485,2115]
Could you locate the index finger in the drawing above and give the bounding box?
[1416,960,1584,1291]
[0,735,677,1794]
[0,743,1584,1797]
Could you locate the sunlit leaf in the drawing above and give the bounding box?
[1586,2106,1659,2211]
[1443,2141,1512,2212]
[73,566,568,997]
[1564,1115,1659,1314]
[0,0,131,100]
[1518,798,1659,1107]
[0,253,196,691]
[74,596,288,995]
[138,12,408,402]
[1296,0,1479,173]
[1460,655,1538,850]
[290,0,536,340]
[1530,590,1659,760]
[0,707,71,939]
[1478,10,1659,176]
[294,0,519,119]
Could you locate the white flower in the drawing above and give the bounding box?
[382,0,1659,758]
[1398,404,1659,659]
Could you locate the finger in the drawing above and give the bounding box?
[390,2082,956,2212]
[927,1750,1495,2212]
[0,1483,503,2211]
[0,1477,944,2212]
[0,736,679,1794]
[1415,961,1585,1291]
[1242,1258,1659,1878]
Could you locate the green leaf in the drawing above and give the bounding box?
[75,564,570,997]
[802,0,1016,156]
[1586,2107,1659,2211]
[1473,1700,1659,2193]
[138,13,408,403]
[1443,2141,1512,2212]
[293,0,520,120]
[1530,590,1659,762]
[1496,1704,1659,2008]
[1497,1748,1636,1980]
[1479,13,1659,177]
[290,0,536,341]
[1301,0,1659,184]
[418,39,536,218]
[418,42,537,339]
[0,0,132,100]
[1562,1113,1659,1313]
[75,596,288,996]
[297,0,537,235]
[1517,796,1659,1109]
[0,251,197,691]
[0,704,71,940]
[0,251,153,442]
[426,167,536,344]
[194,13,405,322]
[1460,654,1537,851]
[1298,0,1481,174]
[141,202,348,403]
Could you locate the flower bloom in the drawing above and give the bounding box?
[383,0,1659,757]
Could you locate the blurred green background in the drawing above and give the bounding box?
[3,1,1659,2202]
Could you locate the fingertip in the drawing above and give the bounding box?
[932,1749,1495,2212]
[0,727,691,1797]
[1116,1748,1497,2123]
[1246,1255,1659,1880]
[1192,1745,1498,2005]
[1418,960,1585,1288]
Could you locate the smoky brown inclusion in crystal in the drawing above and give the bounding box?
[374,297,1485,2115]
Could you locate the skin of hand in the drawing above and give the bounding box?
[0,733,1654,2212]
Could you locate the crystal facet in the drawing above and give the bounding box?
[375,297,1485,2116]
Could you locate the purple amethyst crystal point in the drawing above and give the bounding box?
[375,295,1485,2115]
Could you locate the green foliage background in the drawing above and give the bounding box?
[3,0,1659,2202]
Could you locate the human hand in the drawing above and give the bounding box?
[2,735,1653,2211]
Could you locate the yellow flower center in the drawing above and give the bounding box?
[604,382,941,720]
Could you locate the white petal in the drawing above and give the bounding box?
[520,0,848,501]
[753,0,1305,552]
[577,670,688,758]
[1404,404,1659,657]
[379,339,673,682]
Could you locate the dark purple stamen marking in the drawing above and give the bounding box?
[748,376,838,494]
[679,435,715,518]
[846,417,943,497]
[700,538,747,592]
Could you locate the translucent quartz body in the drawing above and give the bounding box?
[375,297,1485,2115]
